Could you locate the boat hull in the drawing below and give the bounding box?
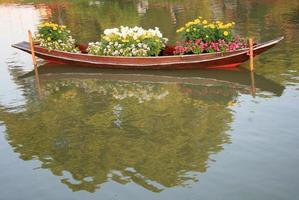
[12,37,283,69]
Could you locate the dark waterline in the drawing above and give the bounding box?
[0,1,299,200]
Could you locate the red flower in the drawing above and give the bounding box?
[161,45,176,56]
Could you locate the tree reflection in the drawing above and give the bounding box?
[0,77,235,192]
[0,0,295,193]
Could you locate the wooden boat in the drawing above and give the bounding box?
[12,37,284,69]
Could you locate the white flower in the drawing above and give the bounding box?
[104,28,119,35]
[88,26,168,56]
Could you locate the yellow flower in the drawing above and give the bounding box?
[186,28,190,32]
[194,19,201,24]
[176,27,185,33]
[202,20,208,24]
[205,35,209,38]
[47,37,51,41]
[223,31,229,36]
[185,21,195,27]
[218,24,224,29]
[227,23,233,28]
[53,26,57,30]
[209,24,215,29]
[103,36,111,42]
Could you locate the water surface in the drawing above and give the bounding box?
[0,0,299,200]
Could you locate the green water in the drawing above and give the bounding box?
[0,0,299,199]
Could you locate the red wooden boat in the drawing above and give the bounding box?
[12,37,283,69]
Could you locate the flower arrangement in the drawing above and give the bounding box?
[174,17,248,54]
[174,36,248,55]
[32,20,248,57]
[34,22,79,52]
[176,17,235,42]
[87,26,168,57]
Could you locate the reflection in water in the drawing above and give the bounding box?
[24,64,285,97]
[250,71,256,97]
[0,0,298,198]
[1,73,236,192]
[0,66,285,192]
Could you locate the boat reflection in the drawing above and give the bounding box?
[0,64,284,193]
[26,63,285,96]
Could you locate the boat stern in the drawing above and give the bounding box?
[11,41,31,53]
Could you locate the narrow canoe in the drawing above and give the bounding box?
[12,36,284,69]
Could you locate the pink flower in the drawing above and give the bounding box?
[173,35,248,55]
[174,45,188,55]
